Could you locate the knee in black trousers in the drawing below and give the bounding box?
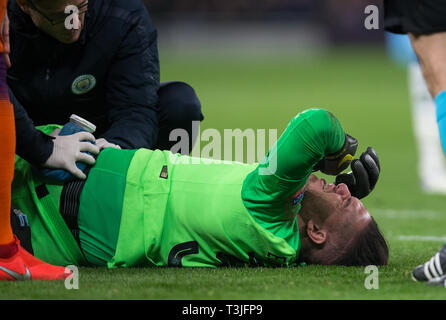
[154,81,204,153]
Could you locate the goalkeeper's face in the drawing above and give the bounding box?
[301,174,372,242]
[300,174,387,266]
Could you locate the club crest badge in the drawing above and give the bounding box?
[71,74,96,95]
[291,187,305,206]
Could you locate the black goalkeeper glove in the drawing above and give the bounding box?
[334,147,381,199]
[313,134,358,175]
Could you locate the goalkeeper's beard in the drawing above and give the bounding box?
[298,189,338,265]
[300,189,332,226]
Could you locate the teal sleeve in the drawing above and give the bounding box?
[241,108,346,223]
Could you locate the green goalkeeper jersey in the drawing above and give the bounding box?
[11,108,345,268]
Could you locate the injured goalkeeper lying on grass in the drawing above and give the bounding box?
[11,108,389,268]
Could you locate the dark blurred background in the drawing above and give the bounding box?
[144,0,384,53]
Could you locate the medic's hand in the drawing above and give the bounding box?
[313,134,359,175]
[334,147,380,199]
[43,132,100,180]
[96,138,121,151]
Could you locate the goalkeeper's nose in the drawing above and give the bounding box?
[335,183,351,199]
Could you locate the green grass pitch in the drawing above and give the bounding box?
[2,47,446,300]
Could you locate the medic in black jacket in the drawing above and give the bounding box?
[7,0,203,176]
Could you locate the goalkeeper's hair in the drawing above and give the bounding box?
[331,217,389,266]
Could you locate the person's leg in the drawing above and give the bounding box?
[0,2,70,280]
[409,32,446,99]
[0,95,71,280]
[0,0,15,251]
[0,68,15,249]
[408,62,446,194]
[153,81,203,154]
[0,102,69,279]
[408,32,446,284]
[409,32,446,154]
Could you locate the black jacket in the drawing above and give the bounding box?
[8,0,160,165]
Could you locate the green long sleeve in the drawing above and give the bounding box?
[241,108,346,247]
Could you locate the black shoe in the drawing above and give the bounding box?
[426,274,446,287]
[412,243,446,282]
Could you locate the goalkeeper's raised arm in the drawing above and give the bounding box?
[242,108,358,209]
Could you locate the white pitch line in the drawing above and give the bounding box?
[398,235,446,242]
[372,209,444,220]
[372,209,446,242]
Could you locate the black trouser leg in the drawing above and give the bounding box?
[153,81,204,154]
